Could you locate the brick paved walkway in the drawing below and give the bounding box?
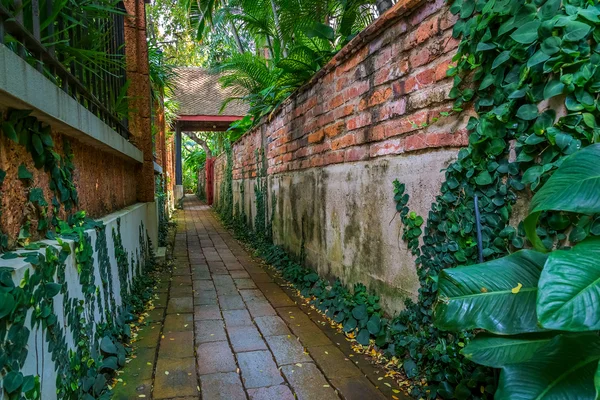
[113,196,396,400]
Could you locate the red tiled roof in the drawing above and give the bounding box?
[172,67,248,117]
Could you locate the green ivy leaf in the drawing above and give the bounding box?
[496,333,600,399]
[45,283,62,298]
[1,121,18,142]
[492,51,511,69]
[32,134,44,155]
[475,171,493,186]
[461,332,559,368]
[543,80,565,99]
[18,164,33,180]
[516,104,538,120]
[510,20,541,44]
[367,314,381,335]
[3,371,24,394]
[356,328,371,346]
[525,144,600,251]
[0,292,15,319]
[563,20,592,42]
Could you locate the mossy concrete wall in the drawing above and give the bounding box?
[227,150,456,313]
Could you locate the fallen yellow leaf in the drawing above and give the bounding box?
[511,282,523,294]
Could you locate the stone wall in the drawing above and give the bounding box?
[214,0,467,313]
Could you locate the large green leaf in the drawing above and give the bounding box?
[462,332,559,368]
[434,250,547,334]
[496,333,600,400]
[525,144,600,251]
[537,237,600,331]
[595,361,600,400]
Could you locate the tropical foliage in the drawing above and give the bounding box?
[435,145,600,398]
[182,0,381,122]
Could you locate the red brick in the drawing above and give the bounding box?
[374,46,392,70]
[366,87,392,108]
[324,121,345,138]
[339,46,369,74]
[331,134,356,150]
[415,15,440,45]
[329,93,345,109]
[318,112,335,127]
[333,104,355,120]
[343,81,370,102]
[310,155,324,167]
[346,113,372,131]
[312,142,332,154]
[369,138,404,157]
[409,0,444,26]
[308,129,325,144]
[322,150,345,166]
[344,145,370,162]
[410,47,431,68]
[282,152,293,162]
[434,58,454,82]
[440,9,459,31]
[379,98,407,121]
[336,75,351,91]
[387,111,429,138]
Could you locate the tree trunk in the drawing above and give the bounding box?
[375,0,393,15]
[270,0,286,57]
[185,132,212,158]
[230,21,245,53]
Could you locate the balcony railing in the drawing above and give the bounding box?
[0,0,131,139]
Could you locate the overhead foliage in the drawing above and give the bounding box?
[183,0,379,123]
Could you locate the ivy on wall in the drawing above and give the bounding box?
[0,110,158,399]
[213,1,600,398]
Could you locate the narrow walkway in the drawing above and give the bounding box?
[114,196,394,400]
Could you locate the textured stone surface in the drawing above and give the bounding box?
[237,351,284,388]
[159,331,195,359]
[248,385,295,400]
[199,372,246,400]
[254,316,291,337]
[265,335,312,366]
[228,325,267,352]
[281,363,338,400]
[196,341,237,375]
[153,357,198,399]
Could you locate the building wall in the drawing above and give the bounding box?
[214,0,467,313]
[0,122,139,246]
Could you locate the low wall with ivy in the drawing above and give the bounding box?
[0,202,155,399]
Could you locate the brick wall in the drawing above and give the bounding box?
[217,0,466,182]
[214,0,468,313]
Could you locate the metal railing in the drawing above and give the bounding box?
[0,0,131,139]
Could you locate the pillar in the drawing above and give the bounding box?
[123,0,155,203]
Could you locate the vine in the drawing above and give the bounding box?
[0,109,158,399]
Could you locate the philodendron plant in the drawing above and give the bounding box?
[434,144,600,399]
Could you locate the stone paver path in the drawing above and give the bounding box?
[114,196,396,400]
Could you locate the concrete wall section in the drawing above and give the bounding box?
[0,202,155,399]
[214,0,467,313]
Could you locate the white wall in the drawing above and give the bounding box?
[0,202,155,399]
